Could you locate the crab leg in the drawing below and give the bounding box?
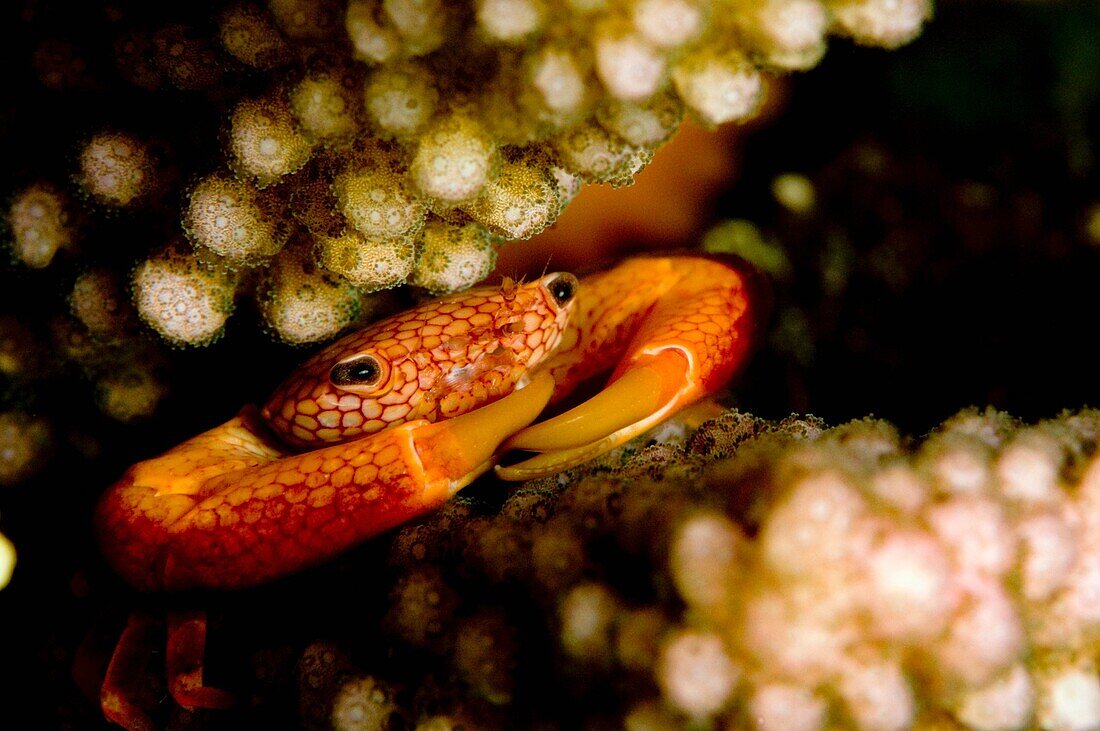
[165,609,234,710]
[95,372,554,731]
[97,372,555,592]
[98,608,234,731]
[497,256,761,480]
[95,374,553,730]
[99,612,162,731]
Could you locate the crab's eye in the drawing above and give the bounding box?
[329,355,383,387]
[547,273,578,306]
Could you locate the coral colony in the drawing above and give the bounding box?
[305,409,1100,730]
[7,0,929,346]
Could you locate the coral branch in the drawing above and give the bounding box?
[3,0,930,345]
[294,406,1100,730]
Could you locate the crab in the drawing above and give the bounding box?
[90,254,763,729]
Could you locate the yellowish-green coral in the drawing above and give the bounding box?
[0,317,47,380]
[317,229,416,291]
[95,366,169,423]
[185,174,291,265]
[76,131,159,208]
[69,268,141,343]
[409,220,499,294]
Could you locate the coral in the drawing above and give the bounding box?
[257,239,366,344]
[94,366,168,423]
[408,220,498,294]
[332,141,426,245]
[827,0,931,48]
[185,174,291,265]
[1,0,929,347]
[298,641,359,729]
[0,317,48,380]
[230,93,316,187]
[6,182,77,269]
[132,243,238,346]
[68,268,140,343]
[0,411,53,486]
[331,675,399,731]
[318,228,417,291]
[75,131,161,208]
[258,405,1100,729]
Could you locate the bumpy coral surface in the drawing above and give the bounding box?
[3,0,929,347]
[208,405,1098,730]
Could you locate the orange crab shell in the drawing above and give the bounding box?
[261,273,576,448]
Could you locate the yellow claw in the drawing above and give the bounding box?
[496,255,762,481]
[497,350,691,479]
[415,370,556,492]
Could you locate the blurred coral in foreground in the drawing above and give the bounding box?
[262,405,1100,730]
[4,0,930,346]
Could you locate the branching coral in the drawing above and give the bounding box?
[273,405,1100,730]
[3,0,930,347]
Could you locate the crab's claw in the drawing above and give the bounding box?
[496,349,693,479]
[495,255,760,481]
[413,369,558,492]
[112,372,559,593]
[91,376,558,731]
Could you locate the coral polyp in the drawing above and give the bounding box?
[76,131,159,208]
[409,220,498,294]
[362,61,439,139]
[270,406,1100,730]
[219,2,293,69]
[69,268,140,343]
[409,114,501,206]
[289,64,363,146]
[258,241,364,344]
[230,94,316,187]
[185,174,290,265]
[333,141,427,243]
[6,182,76,269]
[317,229,416,291]
[2,0,929,347]
[0,411,53,487]
[132,244,238,346]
